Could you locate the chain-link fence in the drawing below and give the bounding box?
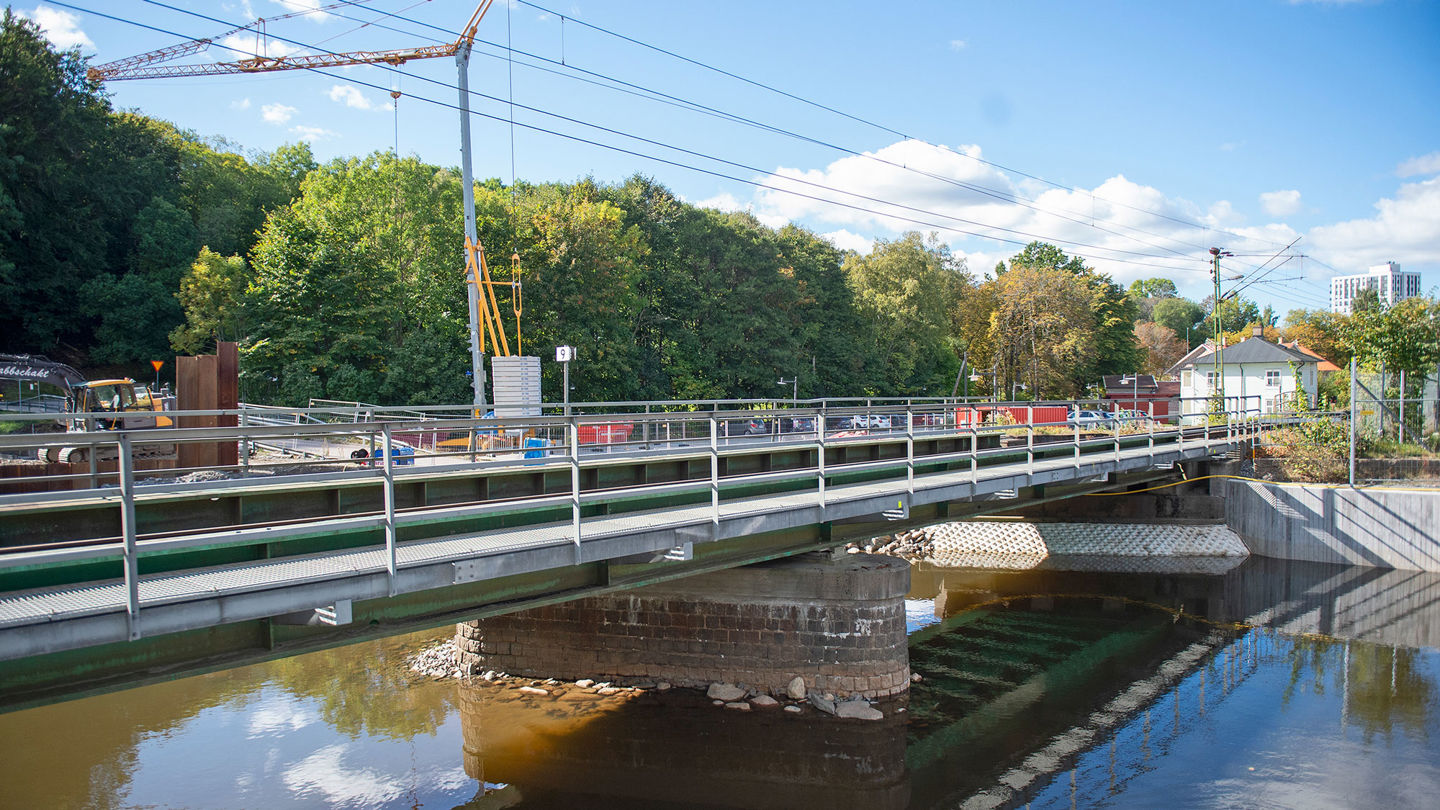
[1254,363,1440,485]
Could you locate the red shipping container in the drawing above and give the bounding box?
[578,423,634,445]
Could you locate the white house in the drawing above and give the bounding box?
[1166,331,1321,420]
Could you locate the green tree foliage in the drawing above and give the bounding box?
[1127,277,1178,320]
[842,232,968,395]
[0,10,114,351]
[985,242,1141,395]
[1283,308,1351,368]
[1128,277,1178,299]
[0,11,306,368]
[1347,296,1440,380]
[243,154,468,405]
[170,248,248,354]
[1152,297,1206,347]
[1198,295,1262,341]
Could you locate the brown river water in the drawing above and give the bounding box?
[1,554,1437,809]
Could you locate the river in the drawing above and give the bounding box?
[0,554,1436,809]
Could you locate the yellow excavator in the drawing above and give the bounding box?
[41,378,176,463]
[1,354,177,463]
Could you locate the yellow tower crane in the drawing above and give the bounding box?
[91,0,521,412]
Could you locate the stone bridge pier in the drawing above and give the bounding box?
[455,553,910,699]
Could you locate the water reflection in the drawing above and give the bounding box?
[0,554,1435,808]
[454,684,908,809]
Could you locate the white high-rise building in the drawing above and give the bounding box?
[1330,262,1422,314]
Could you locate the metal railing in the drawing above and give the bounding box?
[0,396,1263,639]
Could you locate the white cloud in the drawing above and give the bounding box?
[274,0,331,19]
[19,6,93,50]
[282,744,403,806]
[1397,151,1440,178]
[262,103,297,124]
[1307,177,1440,271]
[949,39,968,51]
[1260,189,1303,217]
[327,84,377,110]
[230,98,253,110]
[290,125,337,142]
[822,229,872,253]
[692,192,744,212]
[1219,141,1242,152]
[220,33,301,60]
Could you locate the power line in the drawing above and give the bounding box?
[322,1,1215,262]
[513,0,1292,251]
[92,1,1213,272]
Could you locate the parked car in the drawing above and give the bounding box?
[720,418,769,436]
[781,416,817,433]
[1069,409,1114,428]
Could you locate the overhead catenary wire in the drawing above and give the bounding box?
[324,0,1230,264]
[88,1,1220,272]
[513,0,1292,252]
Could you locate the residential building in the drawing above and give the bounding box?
[1167,329,1323,420]
[1100,374,1180,418]
[1330,261,1422,314]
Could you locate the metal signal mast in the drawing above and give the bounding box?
[92,0,516,412]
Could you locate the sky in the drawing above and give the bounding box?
[17,0,1440,318]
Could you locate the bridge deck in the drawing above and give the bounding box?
[0,434,1236,655]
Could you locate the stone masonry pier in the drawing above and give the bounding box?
[456,553,910,699]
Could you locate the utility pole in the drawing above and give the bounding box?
[1209,247,1232,413]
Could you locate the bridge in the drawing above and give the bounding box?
[0,397,1260,708]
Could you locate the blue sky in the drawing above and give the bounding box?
[20,0,1440,317]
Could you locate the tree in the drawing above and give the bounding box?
[1128,278,1178,299]
[0,10,114,352]
[1128,277,1178,320]
[1152,297,1205,347]
[1135,321,1188,376]
[1198,295,1262,340]
[843,232,969,395]
[171,248,248,354]
[1347,296,1440,380]
[1283,308,1351,368]
[984,263,1097,397]
[991,242,1140,394]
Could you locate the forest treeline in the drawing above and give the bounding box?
[4,13,1435,407]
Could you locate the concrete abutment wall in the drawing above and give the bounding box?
[455,552,910,699]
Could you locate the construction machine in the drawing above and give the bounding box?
[39,377,177,464]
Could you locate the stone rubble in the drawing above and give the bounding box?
[408,640,891,719]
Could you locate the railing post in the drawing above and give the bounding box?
[1073,406,1081,470]
[1147,400,1155,461]
[1026,404,1034,473]
[118,434,140,641]
[240,410,250,476]
[818,408,828,510]
[570,419,582,554]
[905,405,915,498]
[1349,357,1357,486]
[969,410,978,479]
[709,413,721,532]
[382,423,397,596]
[1114,400,1122,464]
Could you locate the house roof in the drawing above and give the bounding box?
[1171,336,1314,370]
[1164,342,1213,377]
[1101,373,1158,393]
[1281,341,1342,373]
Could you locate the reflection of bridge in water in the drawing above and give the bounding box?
[449,556,1440,809]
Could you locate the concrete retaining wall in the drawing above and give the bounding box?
[1225,481,1440,572]
[456,552,911,699]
